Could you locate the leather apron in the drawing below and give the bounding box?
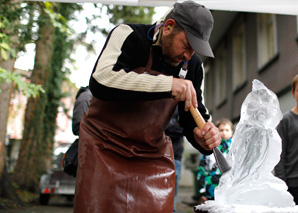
[74,59,178,212]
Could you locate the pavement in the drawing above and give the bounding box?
[176,186,200,213]
[0,186,199,213]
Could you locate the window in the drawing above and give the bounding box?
[257,14,277,69]
[232,24,246,91]
[296,16,298,40]
[297,16,298,34]
[215,43,227,106]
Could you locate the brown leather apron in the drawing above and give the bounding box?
[74,60,178,212]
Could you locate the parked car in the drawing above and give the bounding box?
[39,146,76,205]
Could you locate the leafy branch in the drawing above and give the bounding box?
[0,67,45,98]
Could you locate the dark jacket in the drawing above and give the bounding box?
[72,86,92,136]
[165,107,184,161]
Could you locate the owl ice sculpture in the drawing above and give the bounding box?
[214,79,294,207]
[195,80,298,213]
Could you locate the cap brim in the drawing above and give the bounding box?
[185,31,214,58]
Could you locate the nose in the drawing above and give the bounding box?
[183,49,195,61]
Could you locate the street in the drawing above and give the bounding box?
[0,196,73,213]
[0,187,197,213]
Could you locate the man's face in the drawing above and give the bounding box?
[160,29,195,67]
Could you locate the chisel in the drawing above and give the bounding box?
[189,104,231,174]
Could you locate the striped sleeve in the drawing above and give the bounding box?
[91,24,173,99]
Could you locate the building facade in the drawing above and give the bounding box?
[204,12,298,124]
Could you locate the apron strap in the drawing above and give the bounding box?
[179,61,189,79]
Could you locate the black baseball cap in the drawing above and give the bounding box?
[171,1,214,58]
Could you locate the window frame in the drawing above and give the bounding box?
[215,42,228,106]
[232,22,247,92]
[256,13,278,70]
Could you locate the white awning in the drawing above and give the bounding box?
[27,0,298,15]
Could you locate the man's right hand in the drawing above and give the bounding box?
[171,78,198,111]
[193,122,221,151]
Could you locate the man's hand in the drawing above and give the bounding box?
[193,121,221,151]
[171,78,197,111]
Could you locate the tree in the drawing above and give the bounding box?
[0,1,22,181]
[12,2,55,192]
[42,3,79,174]
[12,2,81,192]
[0,1,45,178]
[1,1,155,203]
[0,0,45,204]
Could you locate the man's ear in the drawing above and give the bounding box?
[164,19,176,30]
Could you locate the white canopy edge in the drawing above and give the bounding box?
[27,0,298,15]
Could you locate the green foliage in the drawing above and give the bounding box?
[0,198,20,209]
[106,5,155,25]
[0,1,82,100]
[0,182,38,209]
[0,1,28,53]
[0,41,9,61]
[0,67,45,98]
[16,188,38,204]
[44,2,72,35]
[94,4,155,37]
[0,1,45,98]
[0,16,17,60]
[38,3,82,177]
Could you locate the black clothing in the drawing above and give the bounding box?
[166,107,184,161]
[89,23,211,155]
[72,86,92,136]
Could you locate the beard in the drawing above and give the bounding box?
[160,33,182,67]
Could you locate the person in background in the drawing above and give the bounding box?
[165,107,184,212]
[63,86,92,177]
[72,86,92,136]
[197,118,233,203]
[74,1,221,212]
[274,74,298,205]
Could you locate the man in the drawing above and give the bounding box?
[74,1,221,212]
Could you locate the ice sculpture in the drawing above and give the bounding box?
[195,79,297,213]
